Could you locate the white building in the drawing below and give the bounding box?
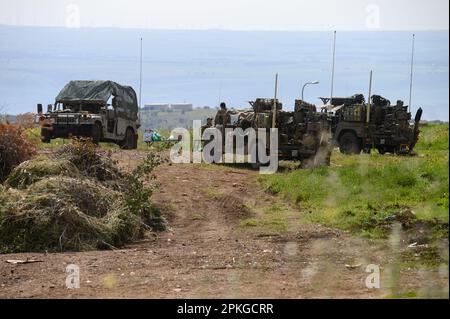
[170,103,193,111]
[143,103,193,112]
[143,103,170,111]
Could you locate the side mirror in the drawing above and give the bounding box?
[37,103,43,114]
[47,104,52,113]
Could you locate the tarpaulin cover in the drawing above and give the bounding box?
[55,80,138,119]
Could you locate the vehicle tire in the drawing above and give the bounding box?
[248,140,273,170]
[41,130,51,143]
[92,123,102,145]
[132,133,138,149]
[338,132,362,154]
[249,142,260,170]
[121,128,135,150]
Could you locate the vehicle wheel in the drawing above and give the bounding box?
[41,130,51,143]
[338,132,362,154]
[249,141,274,171]
[249,140,270,170]
[121,128,135,150]
[249,142,260,170]
[92,123,102,145]
[132,133,138,149]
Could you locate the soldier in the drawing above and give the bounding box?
[214,102,231,126]
[198,117,213,151]
[201,117,213,134]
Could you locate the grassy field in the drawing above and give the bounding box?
[27,123,449,240]
[258,124,449,238]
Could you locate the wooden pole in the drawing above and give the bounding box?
[367,70,373,123]
[272,73,278,128]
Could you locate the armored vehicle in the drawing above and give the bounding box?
[321,94,422,155]
[38,80,140,149]
[207,98,332,169]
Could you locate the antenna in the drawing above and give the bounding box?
[218,81,222,106]
[408,34,415,113]
[139,37,143,122]
[330,30,337,105]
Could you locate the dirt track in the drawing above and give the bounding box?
[0,151,446,298]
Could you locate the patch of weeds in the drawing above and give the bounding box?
[191,213,205,221]
[239,218,258,227]
[385,291,418,299]
[201,188,223,200]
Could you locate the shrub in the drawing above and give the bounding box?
[15,112,38,129]
[0,139,166,252]
[0,124,37,181]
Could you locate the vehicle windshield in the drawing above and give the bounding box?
[57,101,103,114]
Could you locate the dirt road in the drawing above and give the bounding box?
[0,151,446,298]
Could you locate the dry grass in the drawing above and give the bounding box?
[0,139,165,253]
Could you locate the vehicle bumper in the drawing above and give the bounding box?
[41,123,95,139]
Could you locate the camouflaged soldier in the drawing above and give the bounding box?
[201,117,213,134]
[214,102,231,126]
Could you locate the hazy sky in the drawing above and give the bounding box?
[0,0,448,31]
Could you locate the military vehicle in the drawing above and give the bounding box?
[38,80,140,149]
[320,94,422,155]
[206,98,332,169]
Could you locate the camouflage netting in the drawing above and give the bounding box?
[0,140,165,253]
